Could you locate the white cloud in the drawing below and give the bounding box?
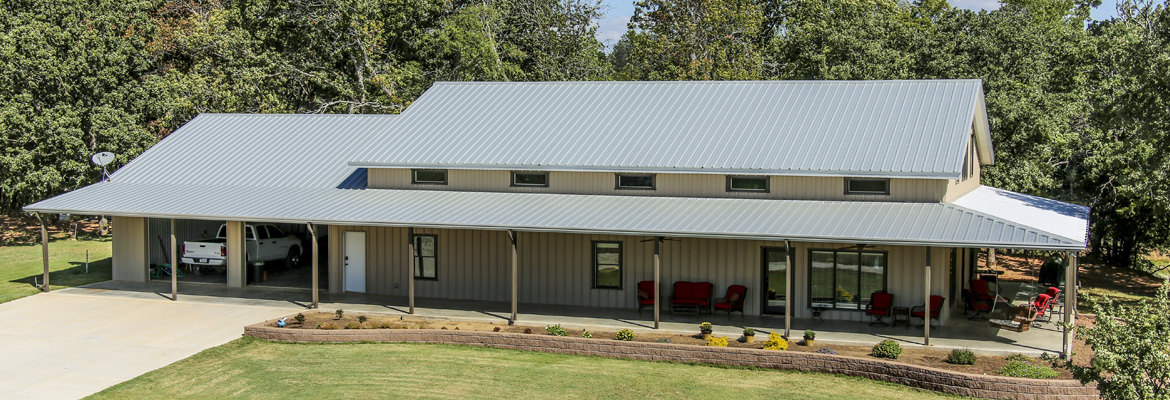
[950,0,1002,11]
[596,15,630,48]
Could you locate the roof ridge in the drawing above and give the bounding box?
[431,79,983,86]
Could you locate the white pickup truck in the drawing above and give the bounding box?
[182,224,303,273]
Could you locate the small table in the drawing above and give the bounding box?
[892,307,910,328]
[811,306,828,321]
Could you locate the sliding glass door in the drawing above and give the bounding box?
[809,249,887,310]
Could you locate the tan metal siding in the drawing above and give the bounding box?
[369,169,947,202]
[112,216,148,282]
[944,134,983,202]
[327,225,952,323]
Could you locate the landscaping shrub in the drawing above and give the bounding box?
[345,322,360,329]
[763,332,788,351]
[378,322,394,329]
[998,361,1059,379]
[523,327,533,334]
[334,309,344,319]
[1004,353,1030,363]
[616,329,636,341]
[706,336,729,347]
[493,326,501,332]
[816,347,838,355]
[581,329,592,338]
[743,327,755,336]
[656,337,673,344]
[804,330,816,339]
[871,339,903,359]
[946,349,977,365]
[358,315,368,324]
[545,324,568,336]
[294,313,305,324]
[318,322,338,330]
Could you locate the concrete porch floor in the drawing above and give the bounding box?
[68,280,1068,356]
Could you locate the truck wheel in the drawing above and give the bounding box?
[286,247,301,268]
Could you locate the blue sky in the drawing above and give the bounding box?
[595,0,1122,46]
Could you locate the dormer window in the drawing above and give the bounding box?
[615,174,655,190]
[511,171,549,187]
[412,169,448,185]
[727,176,769,192]
[845,178,889,195]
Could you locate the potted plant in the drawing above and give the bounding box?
[803,330,816,346]
[699,322,713,340]
[743,327,756,343]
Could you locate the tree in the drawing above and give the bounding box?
[613,0,765,80]
[1069,285,1170,399]
[0,0,162,213]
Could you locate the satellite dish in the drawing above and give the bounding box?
[91,152,115,166]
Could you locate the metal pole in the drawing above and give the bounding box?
[924,247,932,346]
[308,223,319,309]
[1063,252,1077,360]
[653,237,661,329]
[408,227,415,315]
[784,240,792,339]
[170,219,177,301]
[38,214,49,292]
[509,230,518,324]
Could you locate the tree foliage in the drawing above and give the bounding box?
[1070,286,1170,399]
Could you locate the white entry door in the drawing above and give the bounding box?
[344,231,366,293]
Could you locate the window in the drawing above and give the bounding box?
[511,171,549,187]
[615,174,655,190]
[808,249,887,310]
[412,169,448,185]
[256,226,270,240]
[413,235,437,279]
[592,241,622,288]
[728,176,769,192]
[845,178,890,195]
[267,225,285,237]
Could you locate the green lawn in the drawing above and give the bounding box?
[0,238,112,304]
[90,337,960,400]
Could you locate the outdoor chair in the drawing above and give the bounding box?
[713,285,747,319]
[962,289,992,320]
[1044,287,1062,314]
[669,281,714,316]
[865,292,894,326]
[636,281,656,315]
[1030,293,1053,325]
[911,295,945,328]
[970,279,995,303]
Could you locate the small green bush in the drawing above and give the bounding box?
[358,315,368,324]
[293,313,306,324]
[334,309,344,319]
[616,328,636,341]
[743,327,755,336]
[997,361,1059,379]
[545,324,568,336]
[699,321,713,332]
[946,349,977,365]
[581,329,592,338]
[871,339,903,359]
[1004,353,1030,363]
[706,336,729,347]
[804,329,816,339]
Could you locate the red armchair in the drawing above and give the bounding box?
[962,289,992,320]
[714,285,748,319]
[1044,287,1062,314]
[911,295,945,328]
[1030,293,1053,324]
[865,292,894,326]
[970,279,995,303]
[669,281,713,315]
[636,281,656,315]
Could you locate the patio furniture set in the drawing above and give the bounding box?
[636,281,747,318]
[864,278,1063,332]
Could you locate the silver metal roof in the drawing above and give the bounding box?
[26,182,1085,250]
[110,113,398,189]
[350,80,994,179]
[952,186,1089,245]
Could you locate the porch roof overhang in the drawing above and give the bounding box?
[25,182,1088,251]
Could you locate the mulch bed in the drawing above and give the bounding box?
[277,311,1076,379]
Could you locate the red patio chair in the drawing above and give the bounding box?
[636,281,656,315]
[865,292,894,326]
[962,289,992,320]
[669,281,714,315]
[911,295,945,328]
[1030,293,1053,324]
[713,285,748,319]
[1044,287,1062,314]
[970,279,995,302]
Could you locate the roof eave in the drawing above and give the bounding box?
[345,162,962,180]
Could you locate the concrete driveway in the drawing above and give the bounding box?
[0,289,298,400]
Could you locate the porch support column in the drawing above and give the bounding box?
[408,227,415,315]
[1063,252,1078,360]
[924,247,932,346]
[784,240,792,339]
[38,213,49,292]
[509,230,518,324]
[308,222,319,309]
[170,219,177,301]
[653,237,662,330]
